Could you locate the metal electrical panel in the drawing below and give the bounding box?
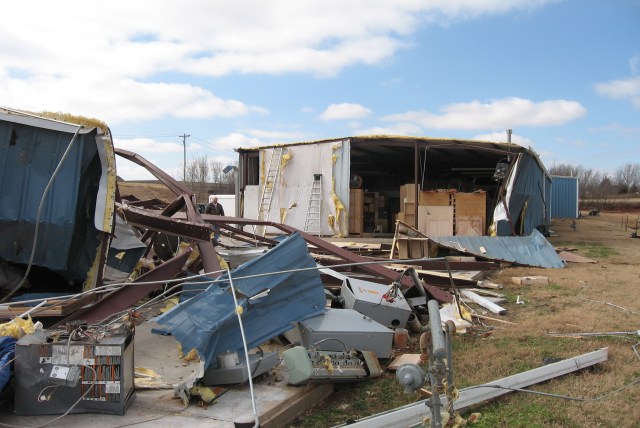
[341,278,412,329]
[295,309,394,358]
[14,323,135,416]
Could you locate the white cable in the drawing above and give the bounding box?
[1,125,84,303]
[227,268,260,428]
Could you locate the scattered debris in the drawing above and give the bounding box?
[339,348,609,427]
[283,346,381,385]
[387,354,422,371]
[558,251,597,263]
[512,276,549,285]
[428,230,565,268]
[460,289,507,315]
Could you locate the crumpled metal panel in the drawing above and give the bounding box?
[154,232,326,369]
[429,229,564,268]
[0,110,114,284]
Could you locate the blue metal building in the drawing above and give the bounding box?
[550,175,579,219]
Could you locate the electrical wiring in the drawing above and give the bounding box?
[226,269,260,428]
[100,256,448,326]
[0,365,97,428]
[311,338,350,353]
[463,377,640,402]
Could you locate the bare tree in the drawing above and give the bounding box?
[209,159,236,194]
[180,155,210,202]
[615,163,640,194]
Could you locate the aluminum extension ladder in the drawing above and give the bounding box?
[304,174,322,236]
[258,147,284,235]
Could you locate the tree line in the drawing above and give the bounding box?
[549,162,640,198]
[180,155,237,203]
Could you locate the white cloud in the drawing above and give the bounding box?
[114,138,184,153]
[213,133,264,150]
[0,73,267,124]
[354,123,423,136]
[473,131,533,147]
[115,160,157,181]
[245,129,307,141]
[594,76,640,108]
[320,103,373,121]
[384,97,586,130]
[0,1,554,123]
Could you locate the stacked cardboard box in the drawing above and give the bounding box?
[350,189,387,234]
[349,189,364,234]
[397,186,486,236]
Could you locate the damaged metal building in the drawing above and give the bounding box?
[236,136,552,237]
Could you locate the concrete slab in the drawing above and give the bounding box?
[0,320,334,427]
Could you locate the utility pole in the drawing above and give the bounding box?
[179,133,190,182]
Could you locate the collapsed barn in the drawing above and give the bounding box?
[3,108,599,428]
[236,136,552,238]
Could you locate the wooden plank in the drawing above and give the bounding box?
[512,276,549,285]
[558,251,597,263]
[419,191,452,206]
[468,288,505,298]
[387,354,422,371]
[0,293,98,317]
[460,289,506,315]
[472,313,517,325]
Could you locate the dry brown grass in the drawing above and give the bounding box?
[455,212,640,427]
[293,212,640,427]
[117,181,178,203]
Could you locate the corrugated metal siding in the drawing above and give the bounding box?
[551,176,579,218]
[155,232,326,369]
[0,119,103,282]
[496,153,549,236]
[430,229,564,268]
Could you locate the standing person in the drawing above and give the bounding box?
[205,196,225,244]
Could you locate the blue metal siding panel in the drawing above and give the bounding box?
[430,229,564,268]
[0,120,103,281]
[551,176,579,218]
[155,232,327,369]
[497,153,548,236]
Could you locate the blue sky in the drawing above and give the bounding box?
[1,0,638,180]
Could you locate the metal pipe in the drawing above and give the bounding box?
[427,300,446,359]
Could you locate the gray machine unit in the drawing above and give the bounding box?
[341,278,412,329]
[14,325,135,416]
[295,309,394,358]
[202,350,280,385]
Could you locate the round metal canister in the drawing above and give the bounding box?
[217,350,240,368]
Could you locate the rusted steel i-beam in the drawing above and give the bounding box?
[61,247,195,324]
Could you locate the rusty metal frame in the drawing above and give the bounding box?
[69,148,451,325]
[62,246,195,324]
[117,202,212,241]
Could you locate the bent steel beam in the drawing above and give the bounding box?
[61,247,195,324]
